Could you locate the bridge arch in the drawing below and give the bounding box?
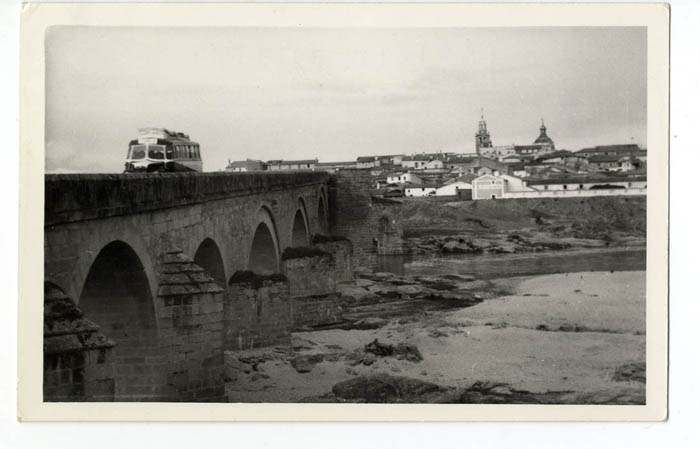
[194,238,227,287]
[247,205,281,275]
[291,197,310,247]
[78,240,160,401]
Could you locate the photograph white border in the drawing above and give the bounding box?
[18,2,669,422]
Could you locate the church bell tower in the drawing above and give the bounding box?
[474,109,493,154]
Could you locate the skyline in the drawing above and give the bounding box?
[45,26,647,173]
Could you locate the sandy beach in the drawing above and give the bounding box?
[224,270,646,403]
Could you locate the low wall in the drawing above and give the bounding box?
[225,272,292,351]
[502,187,647,200]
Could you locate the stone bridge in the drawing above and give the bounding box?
[45,172,331,304]
[43,170,404,402]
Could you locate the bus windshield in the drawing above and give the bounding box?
[148,144,165,160]
[129,145,146,159]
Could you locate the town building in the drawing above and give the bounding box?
[225,158,267,172]
[387,172,424,185]
[435,173,477,197]
[525,175,647,192]
[532,120,556,152]
[472,173,533,200]
[267,159,318,171]
[574,144,642,158]
[536,150,588,167]
[401,155,431,169]
[316,161,357,173]
[476,115,557,161]
[356,156,382,169]
[403,183,438,197]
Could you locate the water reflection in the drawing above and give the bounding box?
[376,247,646,279]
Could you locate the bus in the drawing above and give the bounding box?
[124,128,203,173]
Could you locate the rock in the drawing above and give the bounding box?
[346,349,377,366]
[415,276,458,291]
[367,285,401,299]
[612,362,646,383]
[349,317,389,330]
[331,374,443,403]
[290,354,324,373]
[441,274,476,282]
[427,291,481,304]
[491,244,516,254]
[470,238,492,251]
[364,339,423,363]
[354,278,376,288]
[441,241,472,254]
[396,285,423,297]
[357,271,395,282]
[250,372,270,382]
[337,285,376,302]
[428,329,448,338]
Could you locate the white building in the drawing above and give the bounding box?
[472,173,533,200]
[403,183,437,197]
[473,173,647,200]
[435,174,477,196]
[387,172,424,185]
[401,156,431,169]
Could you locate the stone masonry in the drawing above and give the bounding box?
[225,272,293,351]
[44,283,116,402]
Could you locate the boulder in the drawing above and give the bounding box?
[290,354,324,373]
[364,339,423,363]
[331,374,443,403]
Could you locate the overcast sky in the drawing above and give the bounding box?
[45,26,646,173]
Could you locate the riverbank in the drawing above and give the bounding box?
[224,269,645,404]
[395,196,646,256]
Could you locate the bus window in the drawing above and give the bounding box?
[166,146,173,160]
[188,146,193,158]
[148,145,165,160]
[195,147,200,159]
[130,145,146,159]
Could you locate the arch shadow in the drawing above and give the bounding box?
[78,240,160,401]
[194,238,227,287]
[291,197,310,247]
[248,205,281,275]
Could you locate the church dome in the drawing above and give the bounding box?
[534,121,554,145]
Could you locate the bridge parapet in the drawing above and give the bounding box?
[45,172,330,226]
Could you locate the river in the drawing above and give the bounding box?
[375,247,646,279]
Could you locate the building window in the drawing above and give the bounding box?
[563,185,567,189]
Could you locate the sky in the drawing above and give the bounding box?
[45,27,646,173]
